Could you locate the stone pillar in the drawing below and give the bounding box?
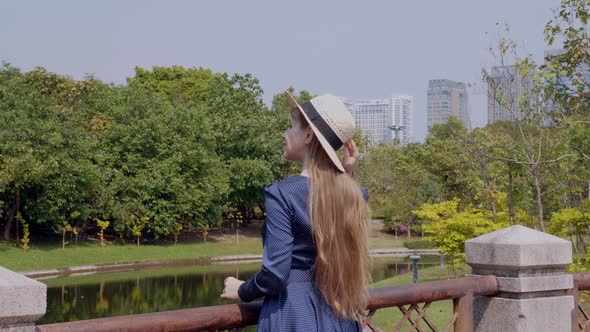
[0,266,46,332]
[466,225,574,332]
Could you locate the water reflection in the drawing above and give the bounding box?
[39,259,436,325]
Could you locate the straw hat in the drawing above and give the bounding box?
[285,92,355,173]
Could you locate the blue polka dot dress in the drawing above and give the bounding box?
[238,175,367,332]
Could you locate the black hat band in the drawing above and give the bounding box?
[300,101,343,151]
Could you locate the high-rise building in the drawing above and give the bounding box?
[487,65,537,124]
[341,95,413,145]
[544,49,590,114]
[427,79,470,130]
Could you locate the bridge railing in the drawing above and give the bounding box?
[32,272,590,332]
[571,274,590,331]
[35,275,498,332]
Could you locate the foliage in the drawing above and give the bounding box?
[203,73,283,220]
[172,222,183,245]
[414,199,508,273]
[356,142,436,227]
[16,212,29,250]
[0,64,99,242]
[96,218,110,248]
[94,84,230,239]
[60,222,77,249]
[127,66,215,105]
[0,63,292,243]
[543,0,590,117]
[548,208,584,237]
[131,216,150,246]
[548,199,590,237]
[200,224,210,242]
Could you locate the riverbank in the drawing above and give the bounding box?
[21,248,440,279]
[1,221,425,272]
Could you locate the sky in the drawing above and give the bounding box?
[1,0,561,141]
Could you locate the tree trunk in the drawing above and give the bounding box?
[239,206,249,225]
[578,193,590,246]
[508,168,516,225]
[532,169,545,232]
[480,158,496,218]
[15,189,20,246]
[258,203,266,215]
[3,204,16,241]
[578,233,588,254]
[569,224,578,254]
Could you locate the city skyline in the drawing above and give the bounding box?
[487,64,537,124]
[0,0,560,141]
[427,79,470,131]
[343,94,413,145]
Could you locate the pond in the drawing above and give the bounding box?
[38,257,442,325]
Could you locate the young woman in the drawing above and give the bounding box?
[221,93,370,331]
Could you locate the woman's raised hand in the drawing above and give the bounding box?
[342,139,360,176]
[220,277,244,301]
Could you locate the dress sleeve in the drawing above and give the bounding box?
[238,184,293,302]
[361,187,369,202]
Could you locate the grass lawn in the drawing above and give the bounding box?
[0,234,263,272]
[0,220,417,272]
[367,264,470,330]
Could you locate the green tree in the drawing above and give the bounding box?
[0,65,99,241]
[414,199,508,274]
[422,117,479,203]
[131,216,149,246]
[204,73,280,222]
[543,0,590,238]
[127,66,214,105]
[94,84,229,238]
[547,199,590,238]
[356,143,437,231]
[482,38,575,231]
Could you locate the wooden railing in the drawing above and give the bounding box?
[571,274,590,331]
[362,275,497,331]
[36,275,498,332]
[35,273,590,332]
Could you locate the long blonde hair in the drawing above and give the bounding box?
[297,111,371,319]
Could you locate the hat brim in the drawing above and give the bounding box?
[285,91,345,173]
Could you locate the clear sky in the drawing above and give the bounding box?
[1,0,560,141]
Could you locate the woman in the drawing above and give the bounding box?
[221,92,370,331]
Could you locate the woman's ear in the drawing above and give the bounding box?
[304,127,315,144]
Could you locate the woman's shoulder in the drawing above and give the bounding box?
[265,175,308,197]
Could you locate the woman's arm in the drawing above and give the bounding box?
[235,184,294,302]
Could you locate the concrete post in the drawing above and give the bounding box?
[0,266,46,332]
[466,225,574,331]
